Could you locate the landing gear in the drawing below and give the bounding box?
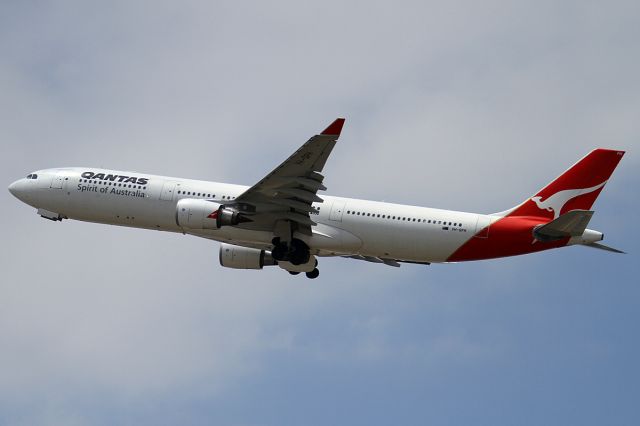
[272,243,287,261]
[272,237,318,279]
[271,237,310,265]
[305,268,320,279]
[289,239,310,265]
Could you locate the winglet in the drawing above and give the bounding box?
[320,118,345,136]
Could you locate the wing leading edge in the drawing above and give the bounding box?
[231,118,345,235]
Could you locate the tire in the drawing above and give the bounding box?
[305,268,320,279]
[271,243,287,261]
[289,239,310,265]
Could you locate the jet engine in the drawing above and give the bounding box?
[176,198,249,229]
[219,243,277,269]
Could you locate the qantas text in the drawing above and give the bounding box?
[81,171,149,185]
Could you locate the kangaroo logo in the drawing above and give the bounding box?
[530,181,606,219]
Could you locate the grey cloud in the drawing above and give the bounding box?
[1,1,639,425]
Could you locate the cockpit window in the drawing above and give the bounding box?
[32,174,38,179]
[26,174,32,179]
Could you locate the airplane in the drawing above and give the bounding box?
[8,118,625,279]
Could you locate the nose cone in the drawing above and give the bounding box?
[8,179,27,202]
[8,180,19,196]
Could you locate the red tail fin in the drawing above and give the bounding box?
[505,149,625,220]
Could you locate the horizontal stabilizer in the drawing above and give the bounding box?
[533,210,594,241]
[583,242,626,254]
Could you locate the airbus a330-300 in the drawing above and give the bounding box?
[8,119,625,279]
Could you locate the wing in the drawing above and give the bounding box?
[230,118,345,236]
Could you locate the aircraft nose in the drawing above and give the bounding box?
[8,180,19,196]
[8,179,26,201]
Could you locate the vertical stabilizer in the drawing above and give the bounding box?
[500,149,625,220]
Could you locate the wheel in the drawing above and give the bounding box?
[305,268,320,279]
[271,243,287,261]
[289,239,310,265]
[289,250,310,265]
[289,271,300,275]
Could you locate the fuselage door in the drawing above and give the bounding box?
[160,181,178,201]
[50,172,64,189]
[329,200,346,222]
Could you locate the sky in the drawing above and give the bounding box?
[1,1,639,425]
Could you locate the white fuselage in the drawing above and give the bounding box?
[11,167,486,263]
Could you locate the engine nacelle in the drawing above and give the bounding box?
[176,199,249,229]
[219,243,277,269]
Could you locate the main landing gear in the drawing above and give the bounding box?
[271,237,310,265]
[305,268,320,279]
[273,237,319,279]
[288,268,320,279]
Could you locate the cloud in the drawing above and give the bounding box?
[1,1,639,425]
